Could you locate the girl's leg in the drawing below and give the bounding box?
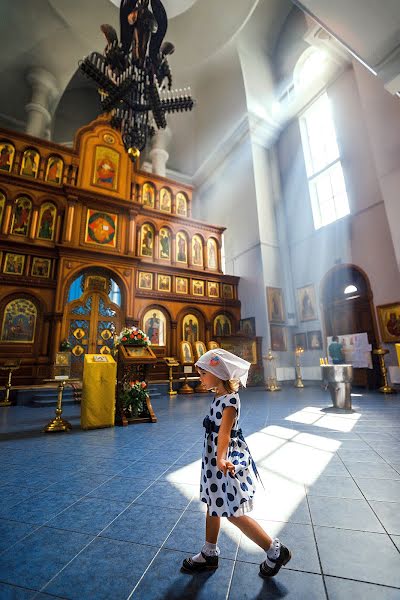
[206,513,221,543]
[227,515,272,550]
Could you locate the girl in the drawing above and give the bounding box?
[181,348,291,578]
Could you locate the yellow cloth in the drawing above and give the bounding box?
[81,354,116,429]
[396,344,400,367]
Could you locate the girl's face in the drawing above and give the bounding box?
[197,368,222,391]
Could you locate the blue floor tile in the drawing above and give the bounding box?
[46,496,130,535]
[44,537,157,600]
[0,526,93,590]
[87,476,150,502]
[0,518,37,553]
[0,582,36,599]
[0,491,82,525]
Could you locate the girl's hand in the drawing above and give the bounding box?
[217,458,235,476]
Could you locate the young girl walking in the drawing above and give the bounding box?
[181,348,291,578]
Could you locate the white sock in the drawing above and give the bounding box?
[191,541,220,563]
[265,538,281,568]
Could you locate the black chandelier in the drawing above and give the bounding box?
[79,0,194,161]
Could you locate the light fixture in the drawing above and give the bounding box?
[79,0,195,161]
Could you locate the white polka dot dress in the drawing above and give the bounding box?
[200,392,257,517]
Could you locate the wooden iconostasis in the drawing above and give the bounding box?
[0,117,245,385]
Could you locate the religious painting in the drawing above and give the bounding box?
[159,187,172,212]
[157,274,171,292]
[176,192,188,216]
[45,155,63,184]
[37,202,57,240]
[143,308,166,346]
[267,287,285,323]
[239,317,256,337]
[270,324,287,351]
[176,231,188,263]
[297,285,317,321]
[294,332,307,351]
[0,192,5,228]
[159,227,171,260]
[85,210,117,247]
[31,257,51,278]
[183,314,199,343]
[307,330,323,350]
[214,314,232,337]
[1,298,36,343]
[222,284,234,300]
[20,148,40,178]
[207,341,219,350]
[220,339,257,365]
[194,341,207,360]
[138,271,153,290]
[0,141,15,172]
[176,277,188,294]
[207,238,218,270]
[3,253,25,275]
[142,183,155,207]
[140,223,154,257]
[11,196,32,237]
[93,146,119,190]
[192,279,204,296]
[377,302,400,343]
[191,235,203,266]
[207,281,219,298]
[180,340,194,364]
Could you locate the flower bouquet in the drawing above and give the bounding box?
[121,380,149,417]
[115,326,150,347]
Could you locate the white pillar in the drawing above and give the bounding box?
[25,67,58,139]
[149,127,172,177]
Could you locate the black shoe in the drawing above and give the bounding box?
[181,552,219,573]
[259,544,291,578]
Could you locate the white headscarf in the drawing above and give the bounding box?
[195,348,251,388]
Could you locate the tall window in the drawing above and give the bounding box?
[299,92,350,230]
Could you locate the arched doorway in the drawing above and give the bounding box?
[62,270,122,377]
[321,264,379,388]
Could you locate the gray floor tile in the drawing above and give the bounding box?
[345,462,400,479]
[308,496,385,532]
[354,478,400,502]
[229,562,327,599]
[325,576,400,599]
[370,501,400,535]
[314,526,400,587]
[391,535,400,552]
[306,476,363,499]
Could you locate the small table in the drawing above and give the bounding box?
[42,378,80,433]
[0,361,21,407]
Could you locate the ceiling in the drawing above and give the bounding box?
[0,0,400,177]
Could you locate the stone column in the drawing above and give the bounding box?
[25,68,58,139]
[149,127,172,177]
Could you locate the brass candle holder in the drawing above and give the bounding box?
[373,347,396,394]
[164,357,180,396]
[0,361,21,407]
[263,350,281,392]
[294,346,305,388]
[43,378,77,432]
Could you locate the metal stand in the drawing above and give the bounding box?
[373,348,396,394]
[179,374,194,394]
[294,346,305,388]
[0,362,21,407]
[164,359,179,396]
[263,350,281,392]
[43,379,73,432]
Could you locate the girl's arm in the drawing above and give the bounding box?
[216,406,236,476]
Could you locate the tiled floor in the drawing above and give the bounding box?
[1,386,400,599]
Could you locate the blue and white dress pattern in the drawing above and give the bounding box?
[200,392,256,517]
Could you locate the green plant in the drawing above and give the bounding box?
[115,326,150,347]
[121,380,149,417]
[59,339,72,351]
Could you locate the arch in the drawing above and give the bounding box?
[10,196,32,237]
[142,181,156,207]
[138,222,155,258]
[177,306,206,343]
[320,263,371,305]
[159,225,172,261]
[175,191,188,216]
[191,233,204,267]
[140,305,171,347]
[159,186,172,213]
[0,189,6,229]
[176,230,188,264]
[20,147,40,178]
[37,201,57,240]
[45,154,64,185]
[61,265,128,313]
[211,309,236,337]
[0,140,15,173]
[206,237,219,270]
[293,46,329,90]
[0,293,43,344]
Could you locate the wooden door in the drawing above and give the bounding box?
[63,291,121,377]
